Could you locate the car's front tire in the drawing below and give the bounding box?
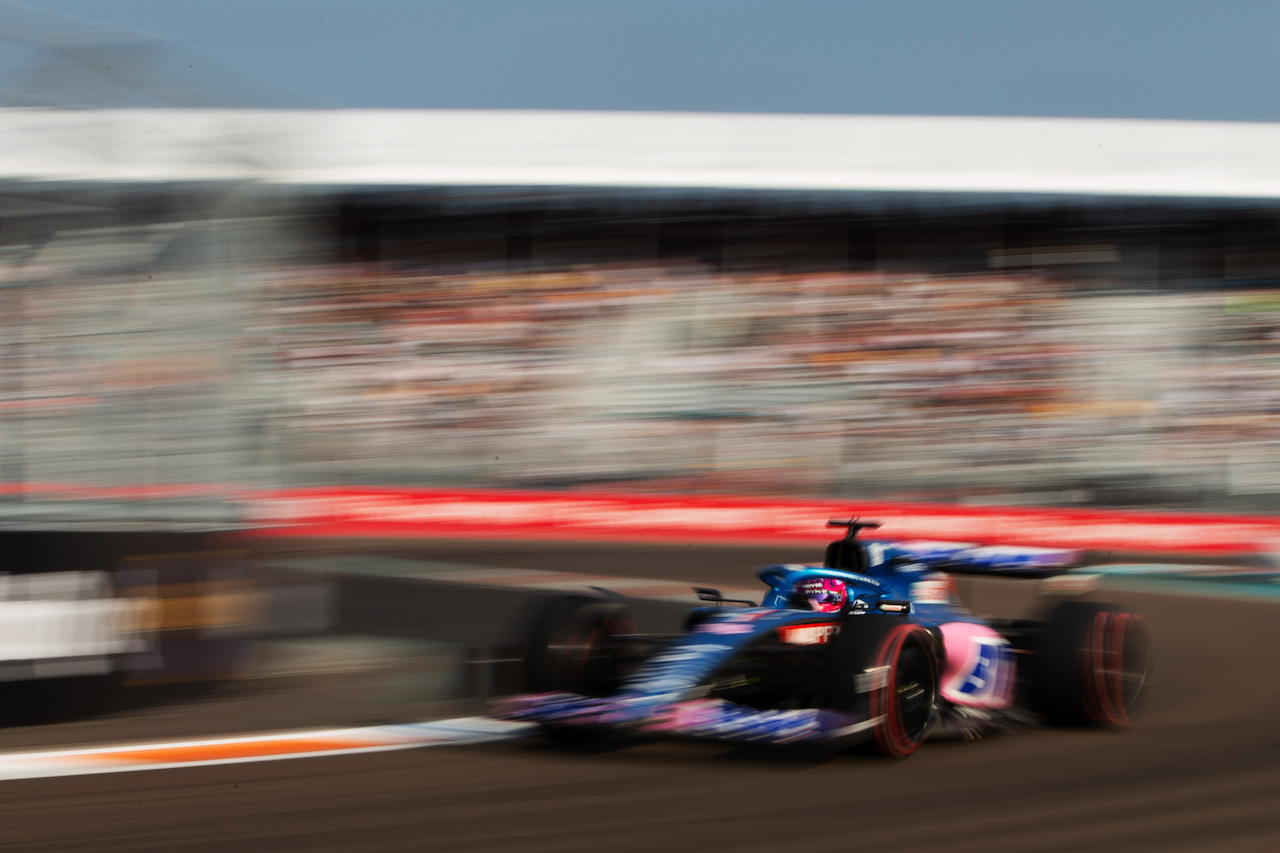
[827,617,939,758]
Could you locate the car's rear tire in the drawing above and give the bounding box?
[524,595,634,697]
[827,618,939,758]
[1035,601,1150,726]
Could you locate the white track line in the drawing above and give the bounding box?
[0,717,534,782]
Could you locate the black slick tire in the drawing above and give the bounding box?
[524,595,634,696]
[1034,601,1150,727]
[827,616,939,758]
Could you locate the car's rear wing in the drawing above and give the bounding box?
[893,541,1083,578]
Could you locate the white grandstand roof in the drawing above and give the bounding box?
[4,108,1280,199]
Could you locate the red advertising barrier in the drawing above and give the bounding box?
[3,481,1275,555]
[241,486,1280,556]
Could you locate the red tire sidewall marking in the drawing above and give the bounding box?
[1082,611,1109,722]
[1082,610,1138,726]
[871,624,928,758]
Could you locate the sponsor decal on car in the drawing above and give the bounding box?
[778,623,841,645]
[840,572,884,589]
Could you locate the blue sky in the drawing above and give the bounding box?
[10,0,1280,119]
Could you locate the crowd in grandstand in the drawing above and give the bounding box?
[4,222,1279,508]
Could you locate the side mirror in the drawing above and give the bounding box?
[694,587,724,603]
[693,587,757,607]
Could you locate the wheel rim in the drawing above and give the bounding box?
[895,643,934,741]
[1083,610,1150,726]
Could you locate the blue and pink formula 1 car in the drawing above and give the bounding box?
[494,520,1150,757]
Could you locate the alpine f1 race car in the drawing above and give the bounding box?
[493,520,1150,758]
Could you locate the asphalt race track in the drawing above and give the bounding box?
[2,541,1280,852]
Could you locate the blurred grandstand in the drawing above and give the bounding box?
[4,4,1280,512]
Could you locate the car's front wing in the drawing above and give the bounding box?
[492,692,879,747]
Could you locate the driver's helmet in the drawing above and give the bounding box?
[796,576,847,612]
